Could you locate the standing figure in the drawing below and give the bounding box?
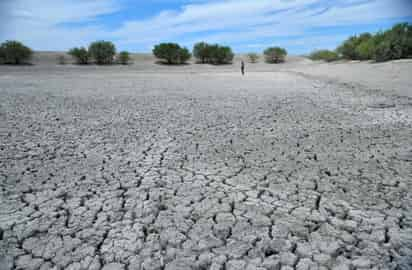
[241,60,245,76]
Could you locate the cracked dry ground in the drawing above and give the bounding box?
[1,69,412,270]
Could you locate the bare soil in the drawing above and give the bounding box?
[1,54,411,270]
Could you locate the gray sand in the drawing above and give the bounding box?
[1,56,411,270]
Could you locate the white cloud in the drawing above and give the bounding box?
[1,0,411,52]
[0,0,119,50]
[8,0,119,24]
[112,0,412,51]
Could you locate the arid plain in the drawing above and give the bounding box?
[1,54,411,270]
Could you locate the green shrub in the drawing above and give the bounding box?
[355,39,376,60]
[208,45,234,64]
[406,24,412,57]
[153,43,191,64]
[264,47,287,63]
[0,40,33,65]
[308,50,339,62]
[193,42,210,63]
[193,42,234,64]
[337,36,357,59]
[374,41,395,62]
[118,51,131,65]
[373,37,403,62]
[337,33,371,60]
[0,47,4,64]
[335,23,412,62]
[372,31,386,45]
[373,23,412,62]
[89,41,116,65]
[68,47,89,65]
[179,47,191,64]
[247,53,259,63]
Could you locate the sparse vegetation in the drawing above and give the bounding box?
[89,41,116,65]
[68,47,89,65]
[153,43,191,64]
[308,50,339,62]
[57,55,67,65]
[264,47,287,63]
[0,40,33,65]
[193,42,234,64]
[118,51,131,65]
[247,53,259,63]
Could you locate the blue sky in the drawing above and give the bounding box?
[1,0,411,54]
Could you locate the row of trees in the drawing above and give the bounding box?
[153,42,288,65]
[309,22,412,62]
[0,40,131,65]
[3,23,409,66]
[245,47,288,64]
[152,42,235,65]
[0,39,287,66]
[68,41,131,65]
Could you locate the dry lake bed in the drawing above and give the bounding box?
[1,55,412,270]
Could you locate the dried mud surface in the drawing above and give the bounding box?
[1,66,412,270]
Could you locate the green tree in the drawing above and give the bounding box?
[264,47,287,63]
[118,51,131,65]
[337,33,372,60]
[309,50,339,62]
[374,41,395,62]
[406,24,412,57]
[373,23,412,62]
[334,22,412,62]
[153,43,191,64]
[178,47,191,64]
[68,47,89,65]
[0,47,4,64]
[209,45,234,64]
[193,42,210,63]
[337,36,357,59]
[193,42,234,64]
[355,39,376,60]
[89,41,116,65]
[0,40,33,65]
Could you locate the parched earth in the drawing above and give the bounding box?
[0,67,411,270]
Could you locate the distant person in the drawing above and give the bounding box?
[241,60,245,76]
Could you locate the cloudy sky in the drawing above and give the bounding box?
[1,0,411,54]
